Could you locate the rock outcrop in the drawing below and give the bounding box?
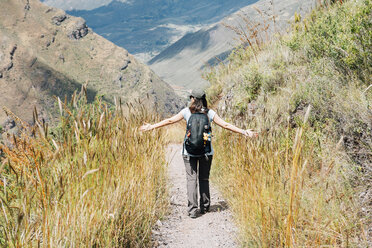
[52,14,67,26]
[66,17,89,40]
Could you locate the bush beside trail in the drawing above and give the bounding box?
[207,0,371,246]
[0,89,168,247]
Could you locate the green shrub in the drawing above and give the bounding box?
[288,0,372,83]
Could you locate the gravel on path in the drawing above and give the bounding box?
[152,144,239,248]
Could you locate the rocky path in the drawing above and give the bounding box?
[152,144,238,248]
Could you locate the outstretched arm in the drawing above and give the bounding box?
[139,112,183,131]
[213,114,257,137]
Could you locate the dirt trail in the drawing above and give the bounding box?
[152,144,238,248]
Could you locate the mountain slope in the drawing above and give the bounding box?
[149,0,316,93]
[0,0,183,124]
[66,0,258,60]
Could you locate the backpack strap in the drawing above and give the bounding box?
[182,134,185,156]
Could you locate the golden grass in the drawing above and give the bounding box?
[0,88,168,247]
[163,120,186,144]
[211,106,364,247]
[207,1,371,245]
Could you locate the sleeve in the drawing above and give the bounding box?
[180,107,188,120]
[208,109,216,123]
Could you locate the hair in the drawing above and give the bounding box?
[189,96,209,114]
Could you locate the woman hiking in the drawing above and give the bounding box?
[140,88,257,218]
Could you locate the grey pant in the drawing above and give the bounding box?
[183,155,213,214]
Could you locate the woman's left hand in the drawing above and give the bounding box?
[139,123,153,132]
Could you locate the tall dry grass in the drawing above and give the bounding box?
[208,0,370,246]
[163,120,186,144]
[212,106,364,246]
[0,86,168,247]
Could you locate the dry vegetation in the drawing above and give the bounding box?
[213,107,363,246]
[0,0,370,247]
[0,87,168,247]
[208,0,371,246]
[163,121,187,144]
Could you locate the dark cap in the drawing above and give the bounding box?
[189,88,206,99]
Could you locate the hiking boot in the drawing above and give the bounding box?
[189,211,197,218]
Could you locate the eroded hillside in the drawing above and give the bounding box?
[0,0,183,125]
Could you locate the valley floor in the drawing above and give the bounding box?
[152,144,238,248]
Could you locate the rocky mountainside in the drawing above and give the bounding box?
[0,0,183,125]
[149,0,316,94]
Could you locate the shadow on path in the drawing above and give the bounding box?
[209,200,229,212]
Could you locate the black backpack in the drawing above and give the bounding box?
[184,112,212,156]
